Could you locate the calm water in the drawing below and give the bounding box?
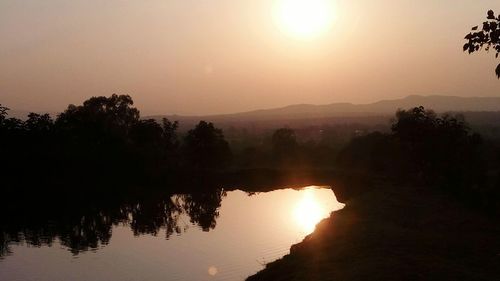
[0,186,343,281]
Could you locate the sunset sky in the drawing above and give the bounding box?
[1,0,499,115]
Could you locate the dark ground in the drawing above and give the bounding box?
[247,182,500,281]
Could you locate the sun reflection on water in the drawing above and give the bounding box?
[293,187,329,233]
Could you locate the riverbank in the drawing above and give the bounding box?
[247,182,500,280]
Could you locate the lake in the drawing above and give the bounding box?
[0,186,343,281]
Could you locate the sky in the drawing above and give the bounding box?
[1,0,499,115]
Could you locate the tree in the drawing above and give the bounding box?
[161,118,179,151]
[271,128,298,162]
[183,121,231,169]
[0,104,8,123]
[336,132,398,174]
[25,113,54,134]
[48,94,142,181]
[391,106,439,144]
[464,10,500,78]
[0,117,23,132]
[130,119,164,146]
[339,107,484,190]
[129,118,180,168]
[391,107,483,189]
[55,94,140,145]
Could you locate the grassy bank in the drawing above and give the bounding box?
[247,183,500,280]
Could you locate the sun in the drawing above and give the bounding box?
[275,0,335,40]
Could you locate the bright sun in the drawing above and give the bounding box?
[275,0,335,40]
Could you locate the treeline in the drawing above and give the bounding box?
[1,95,499,211]
[0,94,344,193]
[0,95,233,192]
[337,106,500,213]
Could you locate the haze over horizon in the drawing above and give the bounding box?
[1,0,500,115]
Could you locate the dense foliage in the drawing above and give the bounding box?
[338,106,498,212]
[464,10,500,78]
[0,95,231,192]
[183,121,231,169]
[1,96,498,212]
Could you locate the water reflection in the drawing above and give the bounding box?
[0,187,343,281]
[293,187,328,233]
[0,190,226,257]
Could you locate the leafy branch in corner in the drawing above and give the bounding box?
[464,10,500,78]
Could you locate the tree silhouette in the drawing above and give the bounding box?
[464,10,500,78]
[338,107,486,195]
[271,128,298,164]
[183,121,231,170]
[25,113,54,134]
[56,94,140,143]
[391,107,479,182]
[129,118,179,170]
[0,104,8,123]
[391,106,436,139]
[161,118,180,151]
[272,128,297,150]
[130,119,164,146]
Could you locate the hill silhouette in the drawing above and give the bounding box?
[149,95,500,129]
[8,95,500,121]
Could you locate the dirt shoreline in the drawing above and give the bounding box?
[247,183,500,281]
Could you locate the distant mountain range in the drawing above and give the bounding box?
[149,95,500,128]
[6,95,500,126]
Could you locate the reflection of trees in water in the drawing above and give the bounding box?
[0,190,226,258]
[180,190,226,231]
[126,196,183,238]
